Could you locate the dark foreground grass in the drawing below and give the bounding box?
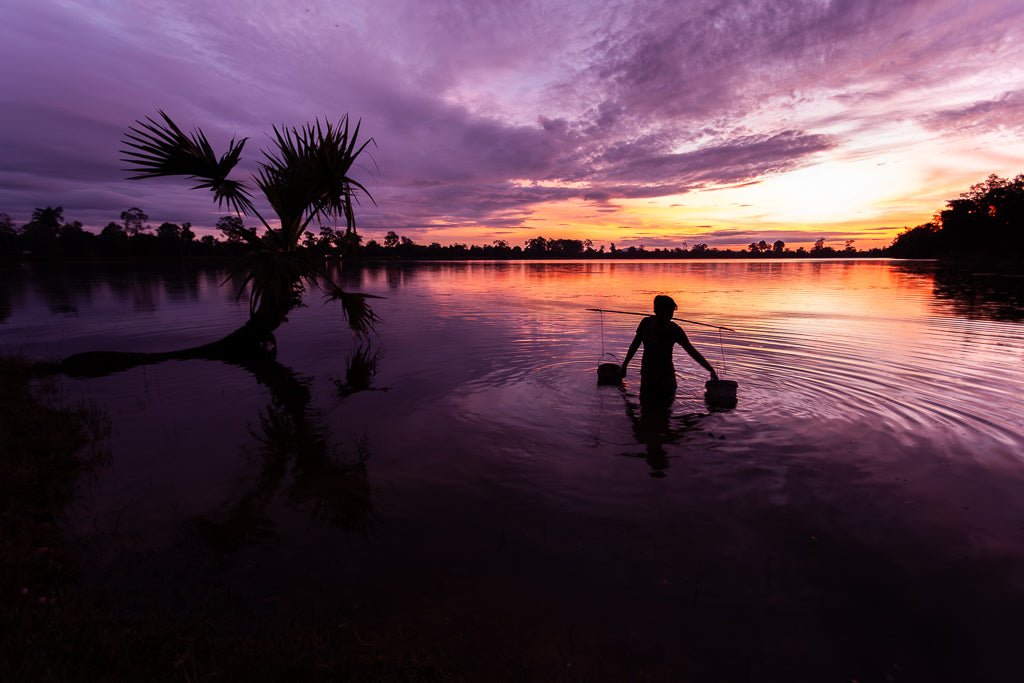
[0,356,451,682]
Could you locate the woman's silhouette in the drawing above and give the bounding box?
[620,295,718,404]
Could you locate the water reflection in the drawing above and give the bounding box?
[6,260,1024,680]
[351,261,427,291]
[0,267,20,323]
[60,329,376,551]
[159,267,203,303]
[933,268,1024,321]
[895,262,1024,321]
[31,263,89,315]
[0,263,240,325]
[192,392,372,552]
[622,392,708,477]
[334,343,388,399]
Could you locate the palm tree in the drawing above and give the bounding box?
[121,110,379,340]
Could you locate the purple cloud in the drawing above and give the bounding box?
[921,90,1024,135]
[1,0,1022,244]
[577,131,837,195]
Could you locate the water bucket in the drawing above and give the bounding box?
[705,379,738,408]
[597,362,623,385]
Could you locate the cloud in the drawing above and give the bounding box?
[920,90,1024,135]
[576,0,1024,125]
[575,130,837,196]
[1,0,1023,242]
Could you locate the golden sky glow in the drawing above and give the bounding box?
[2,0,1023,249]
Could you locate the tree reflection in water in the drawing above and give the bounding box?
[59,332,375,551]
[333,343,388,399]
[932,268,1024,321]
[192,389,372,553]
[896,262,1024,321]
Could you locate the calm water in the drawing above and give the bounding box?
[3,259,1024,681]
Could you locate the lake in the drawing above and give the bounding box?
[3,259,1024,681]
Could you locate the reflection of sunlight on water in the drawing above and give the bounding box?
[728,314,1023,456]
[5,260,1024,677]
[355,259,1024,477]
[6,260,1023,505]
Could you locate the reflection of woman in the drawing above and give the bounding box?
[620,295,718,403]
[623,397,706,478]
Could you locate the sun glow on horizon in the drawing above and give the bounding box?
[423,125,1024,251]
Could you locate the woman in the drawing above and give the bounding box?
[620,295,718,403]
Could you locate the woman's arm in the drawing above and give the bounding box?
[620,322,644,377]
[679,330,718,380]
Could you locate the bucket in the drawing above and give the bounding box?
[705,379,738,408]
[597,362,623,385]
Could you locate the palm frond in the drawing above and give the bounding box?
[254,116,376,245]
[225,244,318,322]
[121,110,255,214]
[218,219,264,247]
[122,109,379,340]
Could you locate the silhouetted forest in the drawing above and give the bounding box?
[354,232,886,259]
[0,207,289,262]
[2,172,1020,264]
[889,173,1024,264]
[0,208,884,261]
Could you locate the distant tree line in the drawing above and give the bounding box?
[889,173,1024,264]
[4,172,1018,264]
[0,207,361,262]
[352,231,885,259]
[0,209,886,262]
[1,206,210,260]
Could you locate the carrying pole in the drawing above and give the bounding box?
[585,308,736,332]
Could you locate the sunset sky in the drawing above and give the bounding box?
[2,0,1023,249]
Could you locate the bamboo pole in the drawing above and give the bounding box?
[586,308,736,332]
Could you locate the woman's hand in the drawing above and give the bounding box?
[620,363,628,378]
[710,368,719,381]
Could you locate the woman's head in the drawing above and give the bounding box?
[653,295,677,318]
